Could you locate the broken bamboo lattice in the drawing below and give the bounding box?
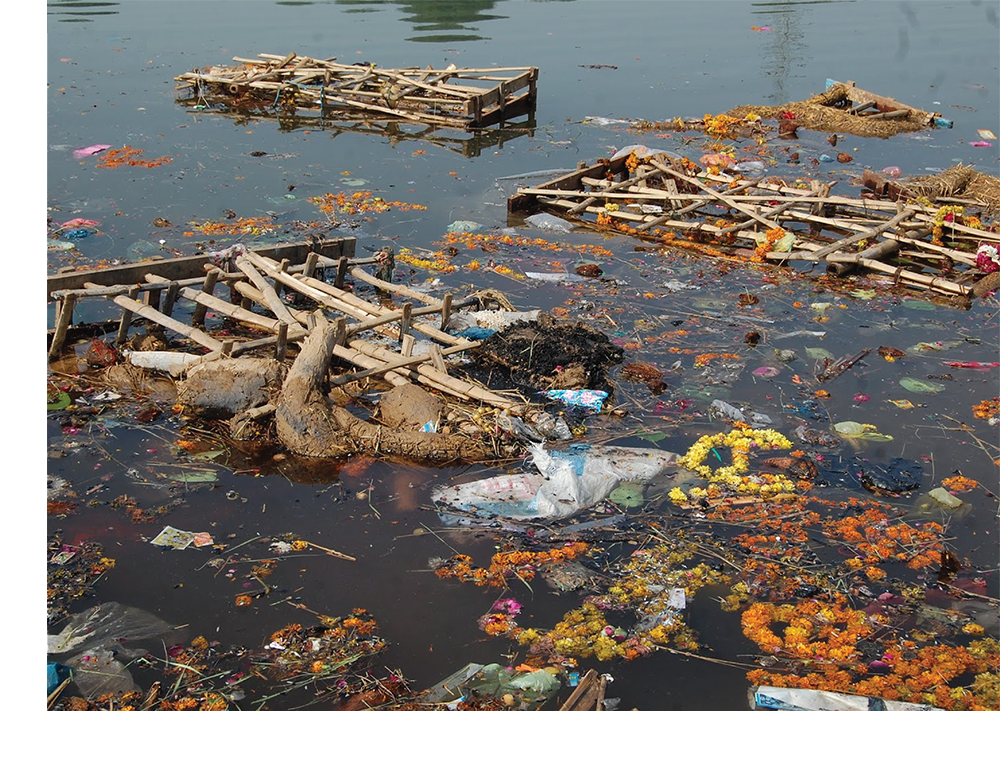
[175,53,538,130]
[508,151,993,300]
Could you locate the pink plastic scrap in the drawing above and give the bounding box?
[73,144,111,159]
[969,141,992,147]
[59,218,101,229]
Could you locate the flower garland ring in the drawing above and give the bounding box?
[670,427,796,501]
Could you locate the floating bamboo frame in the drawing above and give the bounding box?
[175,53,538,130]
[508,152,994,300]
[47,235,523,411]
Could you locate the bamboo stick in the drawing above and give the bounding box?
[48,293,76,358]
[330,339,479,386]
[824,225,934,274]
[853,258,971,296]
[332,343,410,387]
[650,158,783,231]
[191,267,221,326]
[146,274,295,334]
[269,262,467,346]
[881,232,977,265]
[115,285,139,346]
[566,166,665,215]
[236,258,298,325]
[112,296,224,351]
[349,339,516,409]
[348,265,443,306]
[775,207,917,261]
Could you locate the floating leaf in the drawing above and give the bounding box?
[900,378,945,394]
[608,482,644,509]
[878,346,906,361]
[909,340,962,353]
[47,392,72,411]
[637,431,667,443]
[834,421,894,442]
[170,470,219,483]
[189,450,225,461]
[774,349,798,364]
[805,347,834,361]
[901,298,936,311]
[850,290,877,300]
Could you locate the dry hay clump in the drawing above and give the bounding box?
[473,319,624,392]
[726,83,931,138]
[899,164,1000,215]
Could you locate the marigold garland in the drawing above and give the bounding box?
[308,191,426,217]
[96,145,172,169]
[434,543,589,587]
[671,427,797,501]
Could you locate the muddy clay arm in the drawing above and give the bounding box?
[275,315,493,461]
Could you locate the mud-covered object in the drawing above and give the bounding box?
[178,358,285,416]
[851,457,924,495]
[377,384,444,430]
[473,320,623,391]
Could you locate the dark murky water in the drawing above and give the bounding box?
[43,0,999,716]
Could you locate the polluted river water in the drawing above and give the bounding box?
[38,0,999,727]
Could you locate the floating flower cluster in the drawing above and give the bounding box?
[971,396,999,425]
[815,497,944,570]
[506,544,727,662]
[478,597,523,636]
[940,475,978,492]
[742,595,1000,710]
[693,351,741,368]
[753,226,789,260]
[190,216,278,236]
[702,112,750,139]
[671,426,797,501]
[975,242,999,273]
[308,191,426,217]
[596,202,621,227]
[707,496,819,561]
[437,231,615,258]
[96,145,173,169]
[397,249,456,273]
[931,204,976,246]
[434,543,589,587]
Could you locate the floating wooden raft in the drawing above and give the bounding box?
[175,52,538,130]
[508,153,1000,300]
[48,238,518,411]
[824,79,952,130]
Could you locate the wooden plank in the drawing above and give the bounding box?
[47,237,356,298]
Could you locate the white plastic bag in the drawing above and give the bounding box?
[432,443,677,520]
